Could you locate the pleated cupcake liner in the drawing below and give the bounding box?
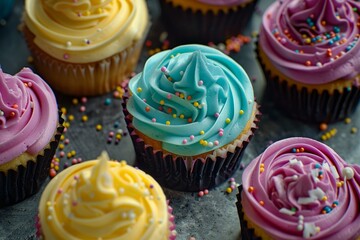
[23,25,148,96]
[256,42,360,123]
[159,0,258,45]
[236,185,262,240]
[122,91,260,192]
[0,111,64,207]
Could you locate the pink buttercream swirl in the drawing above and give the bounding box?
[0,68,58,164]
[259,0,360,84]
[242,137,360,239]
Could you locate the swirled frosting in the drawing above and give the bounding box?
[259,0,360,84]
[0,68,58,164]
[126,44,254,156]
[242,137,360,239]
[39,152,175,240]
[24,0,149,63]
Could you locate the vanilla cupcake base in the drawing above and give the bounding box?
[0,111,64,207]
[23,26,148,96]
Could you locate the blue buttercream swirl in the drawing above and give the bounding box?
[127,44,254,156]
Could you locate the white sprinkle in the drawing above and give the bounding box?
[297,224,303,231]
[47,215,53,221]
[128,211,136,220]
[30,102,34,108]
[292,175,299,180]
[208,142,214,148]
[117,129,123,134]
[0,110,4,116]
[303,222,318,239]
[122,212,127,218]
[299,215,304,220]
[342,167,355,180]
[279,208,296,216]
[322,162,330,171]
[119,188,125,194]
[66,41,72,47]
[330,165,340,179]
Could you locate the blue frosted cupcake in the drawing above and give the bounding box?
[123,44,259,192]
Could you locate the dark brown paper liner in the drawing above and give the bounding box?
[159,0,258,45]
[0,111,64,207]
[122,91,260,192]
[23,25,149,96]
[236,185,262,240]
[256,42,360,123]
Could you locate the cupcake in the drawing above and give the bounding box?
[0,67,64,207]
[159,0,258,45]
[238,137,360,239]
[23,0,150,96]
[123,44,259,192]
[257,0,360,123]
[36,152,177,240]
[0,0,14,21]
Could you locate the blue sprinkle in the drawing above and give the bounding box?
[114,121,120,128]
[315,163,321,169]
[104,98,112,105]
[333,200,339,205]
[328,40,334,45]
[292,148,297,153]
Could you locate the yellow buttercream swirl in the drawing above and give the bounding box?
[39,152,171,240]
[24,0,149,63]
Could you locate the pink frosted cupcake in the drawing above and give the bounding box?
[0,67,63,207]
[238,137,360,239]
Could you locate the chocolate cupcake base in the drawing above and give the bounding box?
[0,111,64,207]
[159,0,258,45]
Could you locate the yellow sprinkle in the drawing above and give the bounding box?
[179,93,184,99]
[351,127,358,134]
[330,128,337,136]
[54,166,59,171]
[200,130,205,135]
[179,114,184,119]
[60,107,67,115]
[345,118,351,124]
[46,201,51,207]
[67,152,72,158]
[193,102,199,107]
[172,114,177,118]
[54,158,60,162]
[226,187,232,193]
[27,56,33,63]
[166,121,170,125]
[82,115,88,122]
[260,163,264,168]
[225,118,231,124]
[199,139,204,145]
[336,182,342,188]
[321,135,327,141]
[137,87,142,93]
[116,134,122,140]
[239,110,244,115]
[96,124,102,131]
[64,122,70,128]
[60,135,65,141]
[67,115,74,122]
[325,132,331,139]
[72,98,79,105]
[120,160,127,166]
[58,144,64,150]
[83,10,91,16]
[70,150,76,157]
[160,100,165,105]
[260,167,265,173]
[202,140,208,146]
[97,8,103,14]
[321,196,328,201]
[50,163,54,168]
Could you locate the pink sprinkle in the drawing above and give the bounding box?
[79,106,86,112]
[167,94,172,99]
[74,175,79,180]
[214,112,220,118]
[161,66,167,73]
[59,151,65,157]
[198,80,203,86]
[63,53,69,59]
[113,91,120,98]
[27,82,33,87]
[63,127,67,133]
[204,189,209,195]
[219,131,224,137]
[219,128,224,132]
[109,131,114,137]
[77,158,82,163]
[230,177,235,182]
[64,139,70,144]
[81,97,87,103]
[72,201,78,206]
[230,185,236,190]
[175,92,180,96]
[214,140,219,146]
[190,135,194,140]
[57,189,63,194]
[152,118,156,122]
[182,139,187,144]
[280,38,287,44]
[198,191,204,197]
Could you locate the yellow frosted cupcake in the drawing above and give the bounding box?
[36,152,177,240]
[23,0,150,96]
